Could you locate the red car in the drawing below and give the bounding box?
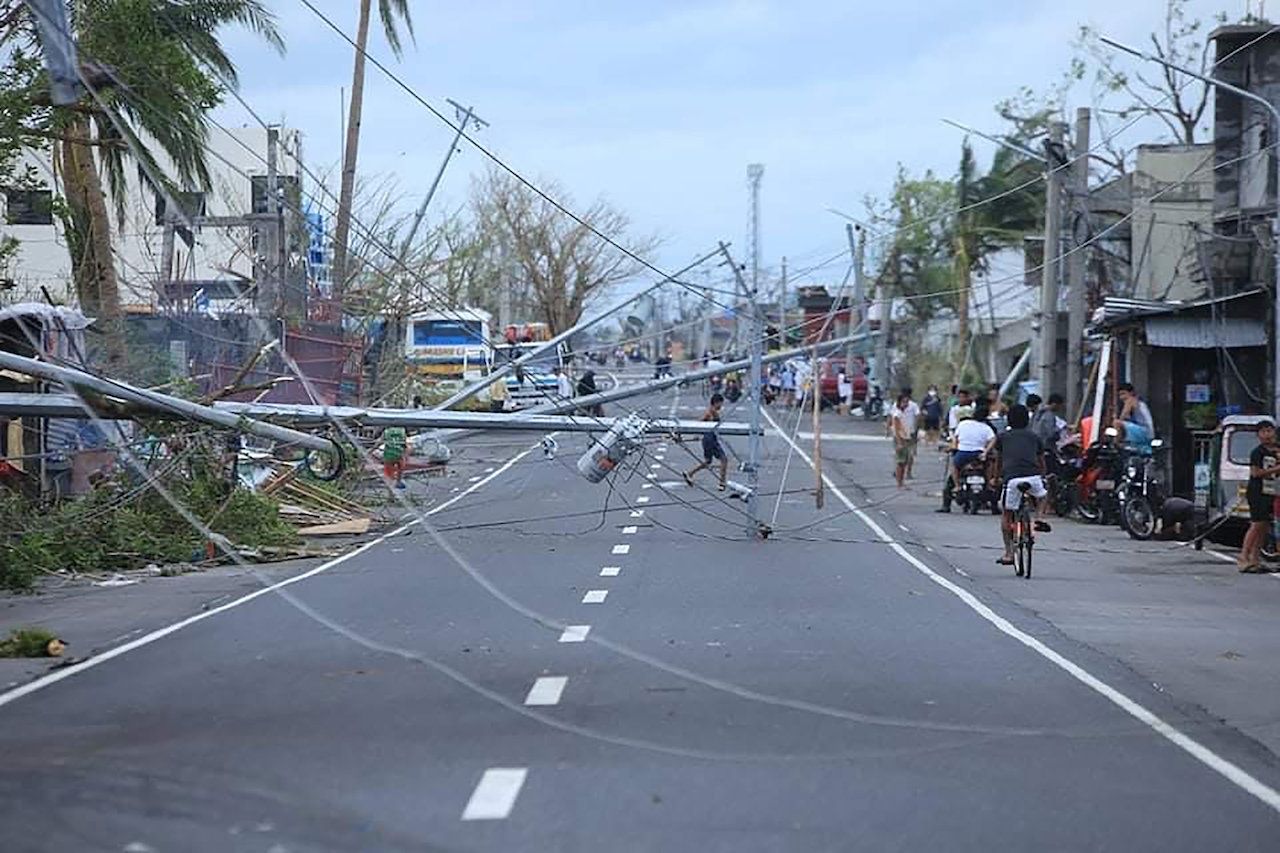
[817,357,868,406]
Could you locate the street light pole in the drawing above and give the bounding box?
[1101,35,1280,418]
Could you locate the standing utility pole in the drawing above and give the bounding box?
[1037,120,1067,396]
[747,164,764,298]
[1066,107,1091,417]
[331,0,372,302]
[721,242,765,537]
[778,256,788,341]
[399,100,488,259]
[845,223,865,370]
[873,263,892,394]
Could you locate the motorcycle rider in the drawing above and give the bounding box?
[938,400,993,513]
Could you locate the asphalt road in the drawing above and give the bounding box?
[2,386,1279,851]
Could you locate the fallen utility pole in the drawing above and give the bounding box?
[435,247,724,411]
[0,351,337,456]
[526,331,870,416]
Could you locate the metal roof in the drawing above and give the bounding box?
[1090,288,1266,330]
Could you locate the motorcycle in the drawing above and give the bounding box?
[1119,438,1167,540]
[863,385,885,420]
[1047,440,1082,518]
[1076,428,1124,525]
[950,455,1000,515]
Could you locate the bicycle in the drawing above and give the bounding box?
[1012,481,1035,579]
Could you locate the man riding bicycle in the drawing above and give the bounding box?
[988,404,1051,566]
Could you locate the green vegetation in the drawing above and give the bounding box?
[0,437,297,593]
[0,627,60,658]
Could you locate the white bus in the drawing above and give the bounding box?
[404,307,492,384]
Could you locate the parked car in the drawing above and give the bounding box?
[816,357,868,407]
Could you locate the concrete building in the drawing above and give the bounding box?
[0,126,311,315]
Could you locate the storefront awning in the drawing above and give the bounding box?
[1143,316,1267,348]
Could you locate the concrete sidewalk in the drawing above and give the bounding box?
[795,407,1280,760]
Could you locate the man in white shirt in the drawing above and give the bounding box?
[947,388,974,434]
[554,366,573,402]
[888,388,921,479]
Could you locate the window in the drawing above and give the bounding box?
[4,189,53,225]
[1227,429,1260,466]
[251,174,300,214]
[154,191,206,225]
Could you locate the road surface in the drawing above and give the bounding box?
[1,386,1278,851]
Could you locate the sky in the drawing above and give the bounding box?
[213,0,1259,299]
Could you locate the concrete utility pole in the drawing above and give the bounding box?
[873,265,892,394]
[1101,34,1280,417]
[1037,120,1067,396]
[1066,107,1091,417]
[748,164,764,298]
[778,256,788,339]
[846,223,865,369]
[399,100,488,259]
[256,125,281,321]
[720,242,766,537]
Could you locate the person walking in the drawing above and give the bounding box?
[554,366,574,403]
[382,425,408,490]
[683,393,728,491]
[1238,419,1280,573]
[890,393,918,488]
[488,376,510,413]
[921,385,943,446]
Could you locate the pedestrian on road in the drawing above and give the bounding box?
[922,385,943,446]
[382,425,408,489]
[991,404,1051,566]
[890,393,918,489]
[946,387,974,437]
[488,377,510,413]
[577,370,603,417]
[683,393,728,491]
[554,366,574,403]
[1239,419,1280,573]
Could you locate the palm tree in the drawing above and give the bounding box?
[331,0,414,302]
[32,0,282,372]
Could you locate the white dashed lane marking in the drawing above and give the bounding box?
[637,496,650,504]
[558,625,590,643]
[461,768,527,821]
[582,590,609,604]
[622,525,638,534]
[641,484,654,490]
[600,566,620,577]
[524,676,568,706]
[630,510,645,518]
[612,544,630,555]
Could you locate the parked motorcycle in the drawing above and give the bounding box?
[863,385,884,420]
[1119,438,1167,540]
[1076,428,1124,525]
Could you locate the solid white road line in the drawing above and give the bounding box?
[558,625,590,643]
[622,525,638,534]
[600,566,621,577]
[791,432,888,442]
[762,408,1280,814]
[1207,547,1280,581]
[0,442,543,711]
[582,590,608,604]
[636,496,650,504]
[611,544,631,555]
[524,676,567,706]
[461,768,528,821]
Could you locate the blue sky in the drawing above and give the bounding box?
[215,0,1247,293]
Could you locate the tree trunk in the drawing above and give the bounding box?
[59,118,126,372]
[332,0,372,303]
[953,238,970,387]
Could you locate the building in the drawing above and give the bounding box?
[0,125,309,315]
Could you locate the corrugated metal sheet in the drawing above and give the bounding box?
[1143,316,1266,348]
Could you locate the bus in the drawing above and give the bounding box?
[493,340,568,409]
[404,307,492,384]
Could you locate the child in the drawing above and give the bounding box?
[683,393,728,491]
